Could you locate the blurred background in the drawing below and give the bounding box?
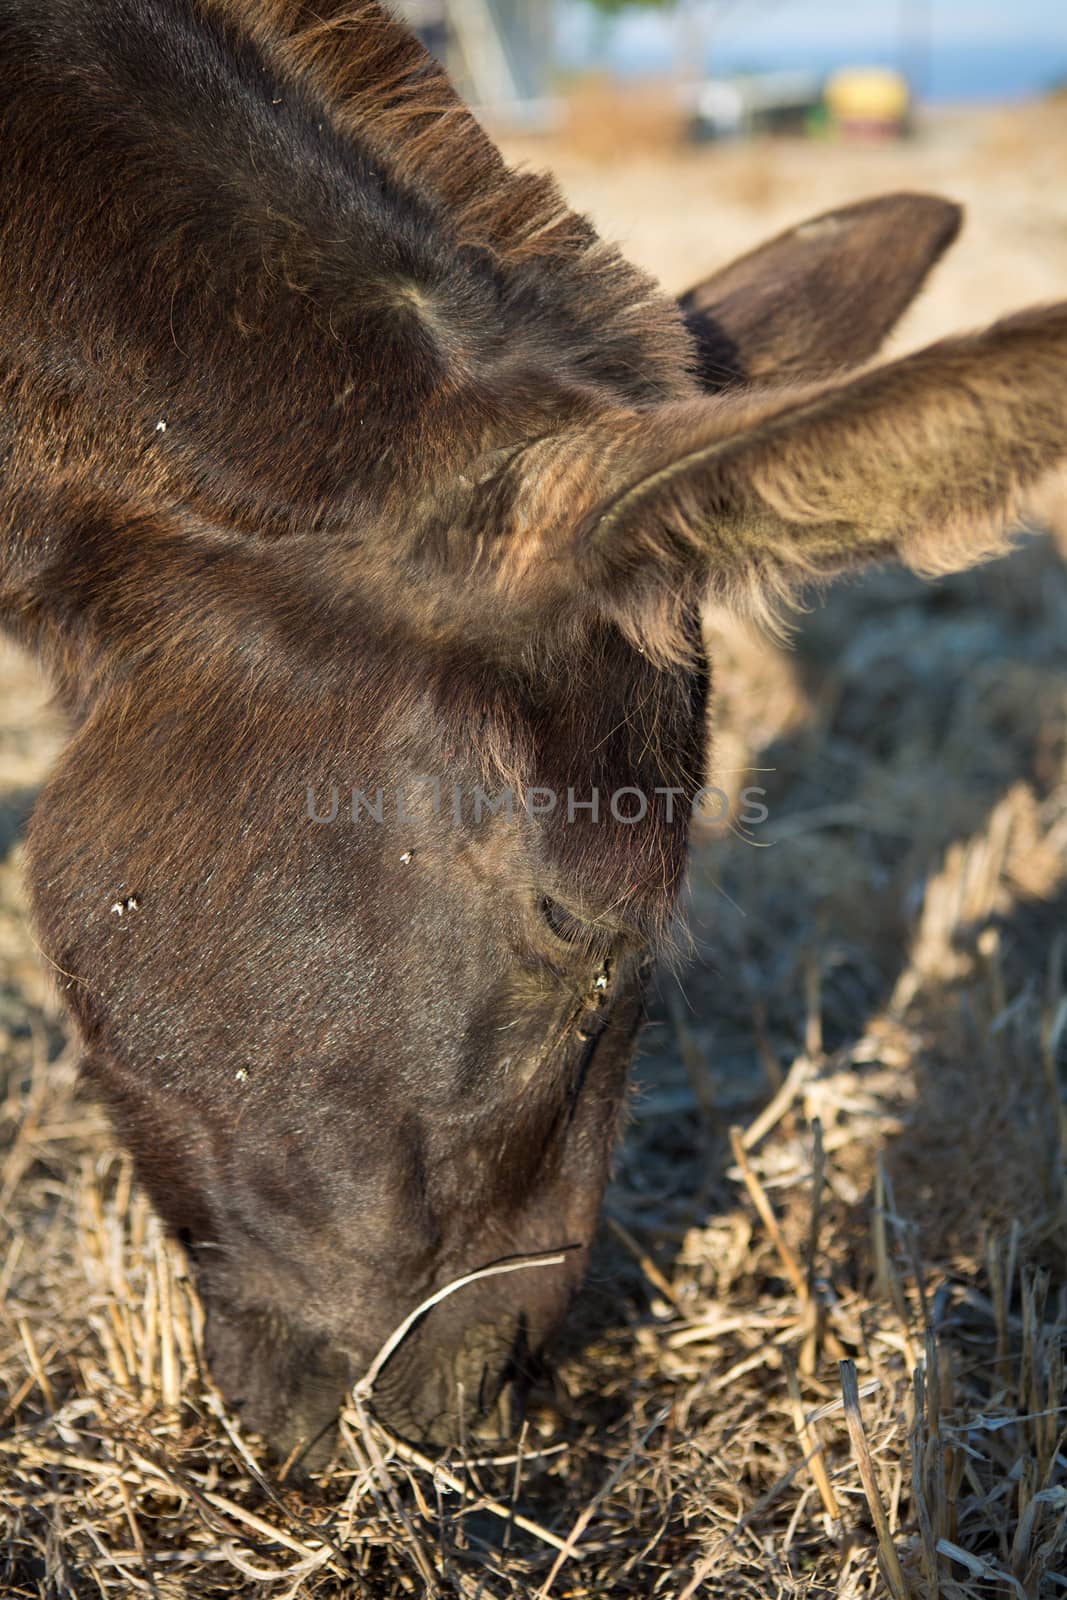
[394,0,1067,131]
[387,0,1067,341]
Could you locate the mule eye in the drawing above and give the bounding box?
[543,896,591,940]
[540,896,599,947]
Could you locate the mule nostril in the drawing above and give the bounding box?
[467,1382,516,1442]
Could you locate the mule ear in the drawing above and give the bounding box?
[679,193,961,391]
[580,302,1067,662]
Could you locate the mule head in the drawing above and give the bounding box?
[10,0,1067,1466]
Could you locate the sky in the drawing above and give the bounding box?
[560,0,1067,101]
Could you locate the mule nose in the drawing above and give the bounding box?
[369,1318,530,1449]
[407,1370,522,1449]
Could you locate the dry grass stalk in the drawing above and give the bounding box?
[783,1352,840,1522]
[346,1397,441,1592]
[910,1364,941,1599]
[840,1358,911,1600]
[606,1215,685,1314]
[339,1412,574,1556]
[354,1251,569,1403]
[739,1050,812,1151]
[729,1123,808,1303]
[15,1317,55,1414]
[535,1406,670,1600]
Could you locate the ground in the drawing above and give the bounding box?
[2,94,1067,1599]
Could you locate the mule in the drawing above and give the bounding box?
[1,0,1065,1462]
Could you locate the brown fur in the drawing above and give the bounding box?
[570,303,1067,663]
[2,0,1065,1461]
[679,193,962,389]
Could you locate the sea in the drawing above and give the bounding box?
[557,24,1067,105]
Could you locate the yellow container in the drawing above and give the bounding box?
[825,67,910,130]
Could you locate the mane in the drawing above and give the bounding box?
[220,0,595,265]
[212,0,696,407]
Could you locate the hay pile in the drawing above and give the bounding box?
[3,105,1067,1600]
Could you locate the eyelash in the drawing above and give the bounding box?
[540,895,586,943]
[539,896,615,957]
